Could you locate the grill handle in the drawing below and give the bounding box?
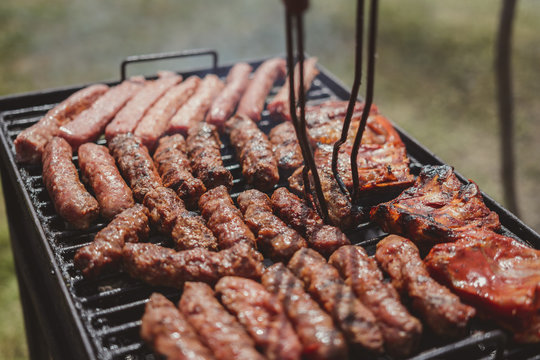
[120,49,218,81]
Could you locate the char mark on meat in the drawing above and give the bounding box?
[329,245,422,357]
[141,293,215,360]
[376,235,476,338]
[271,187,349,257]
[42,137,99,229]
[262,263,348,360]
[122,242,263,288]
[186,122,233,190]
[153,134,206,209]
[199,186,257,249]
[108,133,162,202]
[225,114,279,191]
[269,121,303,172]
[15,84,108,163]
[237,189,307,261]
[216,276,302,360]
[74,204,149,278]
[371,165,501,247]
[288,248,384,353]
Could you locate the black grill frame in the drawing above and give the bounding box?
[1,51,540,360]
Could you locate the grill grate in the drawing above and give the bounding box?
[1,56,540,360]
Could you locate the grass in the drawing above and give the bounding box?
[0,1,539,358]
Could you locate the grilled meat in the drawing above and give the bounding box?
[270,187,349,257]
[371,165,501,247]
[15,84,108,163]
[74,204,149,278]
[108,133,162,202]
[143,187,217,251]
[288,248,384,353]
[179,282,265,360]
[207,63,252,128]
[134,76,201,151]
[186,122,233,190]
[376,235,476,337]
[262,263,348,360]
[105,71,182,142]
[237,189,307,261]
[329,245,422,357]
[216,276,302,360]
[59,79,142,149]
[269,121,303,172]
[141,293,215,360]
[78,143,134,219]
[237,58,287,122]
[42,137,99,229]
[199,186,257,249]
[122,242,263,288]
[426,228,540,343]
[167,74,224,135]
[267,57,319,121]
[225,114,279,191]
[153,134,206,209]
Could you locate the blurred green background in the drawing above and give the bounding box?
[1,0,539,358]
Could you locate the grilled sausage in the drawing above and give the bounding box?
[78,143,134,219]
[59,79,143,149]
[134,76,201,151]
[207,63,252,128]
[15,84,108,163]
[167,74,224,135]
[42,137,99,229]
[141,293,215,360]
[74,204,149,278]
[237,58,286,122]
[269,121,303,172]
[105,71,182,141]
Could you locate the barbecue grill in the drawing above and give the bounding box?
[1,49,540,360]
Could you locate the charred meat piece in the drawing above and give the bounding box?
[426,228,540,343]
[105,71,182,142]
[288,248,384,353]
[15,84,108,163]
[225,114,279,191]
[167,74,224,135]
[371,165,501,247]
[153,134,206,209]
[108,133,162,202]
[59,79,143,149]
[123,242,263,288]
[186,122,233,190]
[141,293,215,360]
[329,245,422,357]
[179,282,265,360]
[74,204,149,278]
[271,187,349,257]
[207,63,252,128]
[237,58,287,122]
[134,76,201,151]
[269,121,303,172]
[237,189,307,261]
[42,137,99,229]
[289,165,362,230]
[262,263,348,360]
[267,57,319,121]
[143,187,217,251]
[199,186,257,249]
[376,235,476,338]
[216,276,302,360]
[78,143,134,219]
